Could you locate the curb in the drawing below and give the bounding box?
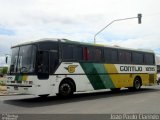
[0,86,7,91]
[0,91,18,96]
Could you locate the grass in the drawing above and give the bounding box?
[0,77,6,86]
[0,77,7,92]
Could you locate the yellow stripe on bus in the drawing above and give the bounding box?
[104,64,152,88]
[22,75,28,81]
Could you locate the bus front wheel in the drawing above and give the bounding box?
[58,81,74,97]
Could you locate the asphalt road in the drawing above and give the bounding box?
[0,85,160,114]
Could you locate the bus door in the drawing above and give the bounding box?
[37,51,49,79]
[49,50,59,74]
[49,50,59,93]
[37,51,50,95]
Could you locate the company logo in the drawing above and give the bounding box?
[65,65,78,73]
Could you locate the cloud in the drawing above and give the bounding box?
[0,56,6,66]
[0,0,160,60]
[98,34,160,50]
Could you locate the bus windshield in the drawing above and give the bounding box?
[10,45,36,74]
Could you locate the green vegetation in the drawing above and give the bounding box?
[0,67,8,86]
[0,80,5,86]
[0,67,8,76]
[0,76,6,86]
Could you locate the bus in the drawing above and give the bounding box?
[156,55,160,84]
[6,38,157,97]
[157,65,160,84]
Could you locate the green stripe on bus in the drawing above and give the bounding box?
[80,63,115,90]
[93,64,115,89]
[80,63,105,90]
[15,75,22,81]
[15,75,18,81]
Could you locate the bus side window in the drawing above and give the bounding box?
[94,48,102,62]
[104,48,111,63]
[144,53,155,65]
[132,52,143,64]
[111,50,118,63]
[50,51,58,73]
[37,51,49,79]
[118,50,131,64]
[104,48,118,63]
[62,44,74,60]
[73,46,83,61]
[83,47,89,61]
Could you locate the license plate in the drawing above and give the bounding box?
[14,86,18,90]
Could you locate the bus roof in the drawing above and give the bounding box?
[11,38,59,47]
[11,38,155,54]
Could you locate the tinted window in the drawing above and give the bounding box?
[37,51,49,79]
[119,50,131,64]
[74,46,83,61]
[104,48,111,62]
[50,51,59,73]
[94,48,102,61]
[62,44,74,60]
[82,47,102,62]
[132,52,143,64]
[88,47,94,60]
[38,51,49,73]
[104,48,118,63]
[144,53,155,65]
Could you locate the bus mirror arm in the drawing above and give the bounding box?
[5,54,10,64]
[5,56,8,64]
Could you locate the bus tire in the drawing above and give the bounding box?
[58,80,74,97]
[133,77,142,90]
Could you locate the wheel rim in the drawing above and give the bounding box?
[60,83,72,96]
[135,80,141,90]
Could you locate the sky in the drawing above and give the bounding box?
[0,0,160,65]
